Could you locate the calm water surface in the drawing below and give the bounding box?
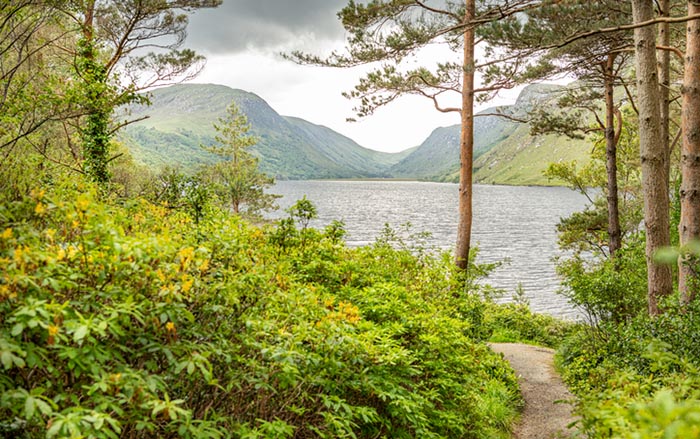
[269,180,588,319]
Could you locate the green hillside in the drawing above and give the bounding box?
[388,107,519,180]
[394,83,590,185]
[120,84,408,179]
[120,82,590,185]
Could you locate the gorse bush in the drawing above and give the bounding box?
[0,179,519,438]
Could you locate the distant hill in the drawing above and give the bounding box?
[121,84,407,179]
[120,82,589,185]
[388,107,519,180]
[392,83,590,185]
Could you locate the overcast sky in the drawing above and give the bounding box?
[184,0,522,153]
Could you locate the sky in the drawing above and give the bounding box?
[183,0,523,153]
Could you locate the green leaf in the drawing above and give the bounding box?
[11,323,24,336]
[47,419,63,438]
[25,396,35,419]
[36,398,53,416]
[73,325,88,343]
[1,351,13,369]
[654,247,679,265]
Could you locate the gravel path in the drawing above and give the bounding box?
[490,343,577,439]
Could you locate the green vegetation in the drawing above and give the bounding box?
[201,102,278,216]
[0,173,524,438]
[544,109,700,437]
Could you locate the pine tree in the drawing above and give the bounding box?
[479,0,636,259]
[290,0,537,270]
[202,103,278,216]
[65,0,221,185]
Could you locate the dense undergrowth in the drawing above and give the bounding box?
[0,178,521,438]
[555,236,700,438]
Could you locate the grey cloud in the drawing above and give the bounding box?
[184,0,349,54]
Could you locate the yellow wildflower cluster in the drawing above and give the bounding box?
[0,282,16,300]
[197,258,210,273]
[317,300,361,327]
[1,228,12,240]
[34,202,47,216]
[75,195,90,213]
[13,245,31,265]
[177,247,195,271]
[180,274,194,294]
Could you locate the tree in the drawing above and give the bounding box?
[63,0,221,184]
[479,0,635,259]
[291,0,537,270]
[202,102,278,216]
[631,0,674,315]
[679,0,700,304]
[0,1,76,152]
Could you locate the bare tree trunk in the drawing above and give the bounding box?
[632,0,673,316]
[455,0,475,270]
[658,0,671,157]
[679,1,700,305]
[604,53,622,259]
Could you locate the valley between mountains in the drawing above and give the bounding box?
[121,83,589,185]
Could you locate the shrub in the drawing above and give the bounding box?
[0,180,520,438]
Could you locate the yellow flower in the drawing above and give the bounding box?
[56,247,66,261]
[35,202,46,215]
[30,189,45,199]
[181,276,194,293]
[165,321,176,332]
[178,247,195,260]
[1,228,12,239]
[48,325,60,336]
[177,247,195,271]
[67,245,79,259]
[197,259,210,273]
[156,269,166,282]
[45,228,56,242]
[75,195,90,212]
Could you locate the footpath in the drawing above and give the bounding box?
[490,343,578,439]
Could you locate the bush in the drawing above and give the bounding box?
[0,180,520,438]
[557,234,648,325]
[558,307,700,438]
[484,302,575,348]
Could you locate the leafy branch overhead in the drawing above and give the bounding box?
[288,0,539,121]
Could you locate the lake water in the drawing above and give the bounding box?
[268,180,589,319]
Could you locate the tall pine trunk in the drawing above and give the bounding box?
[455,0,475,270]
[603,53,622,258]
[632,0,673,316]
[679,1,700,304]
[658,0,671,158]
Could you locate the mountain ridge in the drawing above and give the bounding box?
[120,83,588,185]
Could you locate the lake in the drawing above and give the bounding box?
[268,180,589,319]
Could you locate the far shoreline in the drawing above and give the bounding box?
[274,177,571,189]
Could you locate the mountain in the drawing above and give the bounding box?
[121,82,589,185]
[391,83,590,185]
[388,107,519,180]
[121,84,407,179]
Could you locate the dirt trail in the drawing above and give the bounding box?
[490,343,577,439]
